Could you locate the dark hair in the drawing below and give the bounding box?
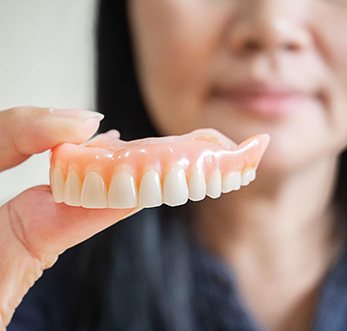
[97,0,155,140]
[335,154,347,215]
[73,0,347,330]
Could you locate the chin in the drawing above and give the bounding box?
[256,151,300,178]
[256,137,336,182]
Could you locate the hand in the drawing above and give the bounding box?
[0,107,137,328]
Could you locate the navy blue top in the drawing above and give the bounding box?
[8,242,347,331]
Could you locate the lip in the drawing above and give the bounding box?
[212,82,321,118]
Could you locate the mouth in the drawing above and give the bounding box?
[211,81,323,118]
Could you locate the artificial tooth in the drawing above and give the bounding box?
[206,169,222,199]
[138,170,162,208]
[81,172,108,208]
[64,171,82,206]
[108,172,137,208]
[188,167,206,201]
[163,166,189,207]
[51,168,65,203]
[241,168,256,186]
[222,171,241,193]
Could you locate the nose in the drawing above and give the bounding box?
[228,2,311,55]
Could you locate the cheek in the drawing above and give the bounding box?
[319,10,347,77]
[129,0,231,134]
[317,16,347,151]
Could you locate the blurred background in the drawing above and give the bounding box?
[0,0,97,204]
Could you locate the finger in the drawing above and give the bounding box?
[0,107,104,171]
[1,186,140,265]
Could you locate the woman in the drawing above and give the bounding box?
[3,0,347,330]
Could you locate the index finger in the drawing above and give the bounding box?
[0,107,104,171]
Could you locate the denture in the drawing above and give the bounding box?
[50,128,269,209]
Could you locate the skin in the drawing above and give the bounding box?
[2,1,347,329]
[128,0,347,330]
[0,107,138,329]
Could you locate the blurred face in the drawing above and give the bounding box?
[128,0,347,175]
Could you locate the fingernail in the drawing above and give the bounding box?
[49,108,104,121]
[105,130,121,139]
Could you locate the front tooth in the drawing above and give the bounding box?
[206,169,222,199]
[51,168,65,203]
[108,172,137,208]
[138,170,162,208]
[163,166,189,207]
[241,169,256,186]
[222,171,241,193]
[64,171,82,206]
[81,172,108,208]
[188,167,206,201]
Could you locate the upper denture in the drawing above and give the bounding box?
[50,128,269,209]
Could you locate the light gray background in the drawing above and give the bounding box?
[0,0,97,204]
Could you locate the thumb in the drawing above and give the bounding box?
[1,186,138,265]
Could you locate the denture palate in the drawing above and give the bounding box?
[50,128,269,209]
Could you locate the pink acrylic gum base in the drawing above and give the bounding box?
[50,129,270,188]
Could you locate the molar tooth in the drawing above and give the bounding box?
[188,167,206,201]
[138,170,162,208]
[222,171,241,193]
[108,172,137,208]
[51,168,65,203]
[64,171,82,206]
[163,166,189,207]
[241,169,256,186]
[206,169,222,199]
[81,172,108,208]
[249,168,256,182]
